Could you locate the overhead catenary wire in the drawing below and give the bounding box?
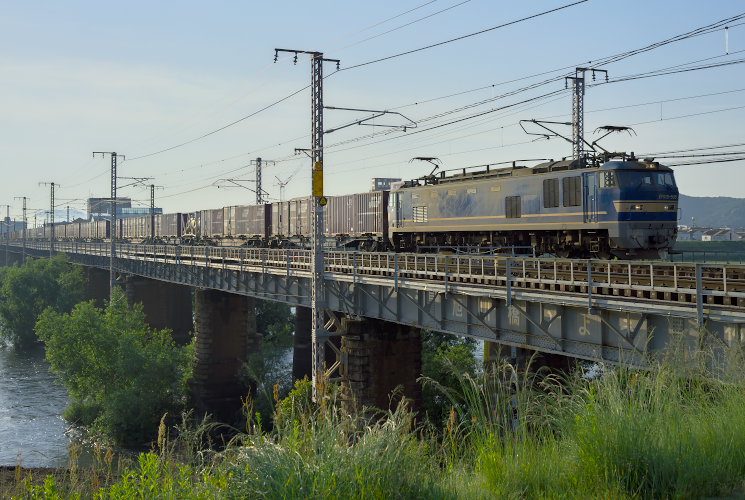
[336,0,472,51]
[341,0,589,70]
[125,12,745,181]
[100,10,745,207]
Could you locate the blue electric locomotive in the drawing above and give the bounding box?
[389,155,678,258]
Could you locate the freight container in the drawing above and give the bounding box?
[308,191,388,245]
[289,197,311,237]
[271,202,290,238]
[199,209,224,238]
[155,213,183,239]
[121,215,151,240]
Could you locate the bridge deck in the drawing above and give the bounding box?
[9,240,745,366]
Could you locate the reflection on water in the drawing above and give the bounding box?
[0,345,77,467]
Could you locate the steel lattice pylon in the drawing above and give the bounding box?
[571,74,584,159]
[275,48,340,400]
[310,52,326,399]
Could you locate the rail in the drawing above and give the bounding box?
[13,240,745,312]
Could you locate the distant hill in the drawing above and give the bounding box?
[679,194,745,229]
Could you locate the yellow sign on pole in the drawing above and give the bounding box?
[312,162,323,198]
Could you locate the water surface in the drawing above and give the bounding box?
[0,346,73,467]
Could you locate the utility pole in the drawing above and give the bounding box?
[93,152,125,297]
[250,157,274,204]
[275,48,339,400]
[14,197,27,264]
[565,67,607,159]
[66,206,70,223]
[1,204,9,267]
[149,184,163,239]
[39,182,58,257]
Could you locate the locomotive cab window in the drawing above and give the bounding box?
[600,171,617,188]
[542,178,559,208]
[505,196,521,218]
[562,176,581,207]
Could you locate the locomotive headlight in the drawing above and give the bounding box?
[631,204,643,211]
[665,204,676,211]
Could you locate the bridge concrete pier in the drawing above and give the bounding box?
[293,306,312,381]
[191,289,260,422]
[124,275,193,345]
[341,317,422,412]
[83,266,110,307]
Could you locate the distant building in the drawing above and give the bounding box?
[87,197,132,217]
[701,229,733,241]
[371,178,402,191]
[0,217,26,235]
[118,207,163,219]
[677,229,693,241]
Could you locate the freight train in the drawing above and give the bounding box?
[11,154,678,259]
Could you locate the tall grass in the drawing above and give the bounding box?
[470,352,745,499]
[15,348,745,499]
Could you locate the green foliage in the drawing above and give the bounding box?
[17,348,745,499]
[255,299,294,348]
[420,329,478,427]
[35,288,193,447]
[242,299,296,428]
[222,395,454,500]
[97,452,221,499]
[273,377,314,430]
[0,255,83,348]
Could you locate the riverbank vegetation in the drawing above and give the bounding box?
[8,347,745,499]
[35,288,193,448]
[0,255,83,348]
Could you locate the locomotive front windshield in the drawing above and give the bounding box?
[610,170,676,189]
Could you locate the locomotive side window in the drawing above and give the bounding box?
[505,196,521,218]
[543,178,559,208]
[562,176,582,206]
[600,171,617,188]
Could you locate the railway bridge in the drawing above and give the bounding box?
[4,240,745,418]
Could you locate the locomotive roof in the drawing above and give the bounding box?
[406,157,670,187]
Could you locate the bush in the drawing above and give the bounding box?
[35,288,193,447]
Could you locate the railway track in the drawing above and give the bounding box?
[16,240,745,312]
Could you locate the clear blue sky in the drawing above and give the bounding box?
[2,0,744,221]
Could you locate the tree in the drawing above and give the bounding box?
[420,330,478,427]
[0,255,83,348]
[35,288,193,447]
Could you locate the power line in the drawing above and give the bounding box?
[123,9,745,172]
[337,0,472,51]
[641,142,745,156]
[341,0,589,70]
[126,82,320,161]
[630,103,745,127]
[666,156,745,167]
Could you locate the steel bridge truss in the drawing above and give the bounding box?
[13,241,745,366]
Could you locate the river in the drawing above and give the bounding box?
[0,345,76,468]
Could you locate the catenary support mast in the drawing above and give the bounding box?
[274,48,339,400]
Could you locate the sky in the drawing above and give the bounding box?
[1,0,744,223]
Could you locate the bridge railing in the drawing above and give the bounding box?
[12,240,745,304]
